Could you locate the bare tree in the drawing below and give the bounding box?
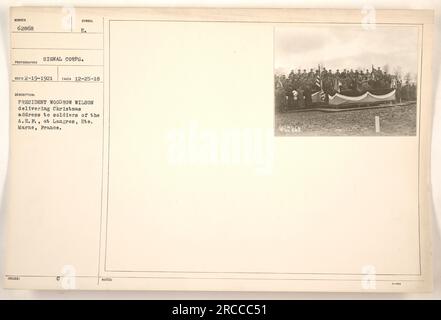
[404,72,411,85]
[393,66,402,81]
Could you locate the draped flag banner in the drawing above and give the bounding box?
[328,90,396,106]
[311,91,323,103]
[311,90,396,106]
[311,90,330,103]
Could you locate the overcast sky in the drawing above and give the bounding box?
[275,25,419,80]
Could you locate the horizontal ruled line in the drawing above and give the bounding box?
[11,31,103,34]
[12,80,103,83]
[12,48,103,50]
[3,274,424,282]
[12,64,104,67]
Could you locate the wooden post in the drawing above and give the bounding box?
[375,116,380,133]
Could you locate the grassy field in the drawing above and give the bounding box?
[275,103,417,136]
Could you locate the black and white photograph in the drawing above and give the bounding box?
[274,25,419,136]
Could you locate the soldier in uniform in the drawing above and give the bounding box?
[304,85,312,107]
[288,70,295,86]
[297,86,305,108]
[395,78,402,102]
[410,83,417,100]
[285,80,294,109]
[376,66,383,76]
[275,75,286,112]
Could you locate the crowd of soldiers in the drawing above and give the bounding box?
[275,66,417,111]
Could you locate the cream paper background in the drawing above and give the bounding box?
[1,6,433,292]
[106,21,419,275]
[0,1,440,298]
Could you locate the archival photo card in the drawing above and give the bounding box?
[4,7,433,292]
